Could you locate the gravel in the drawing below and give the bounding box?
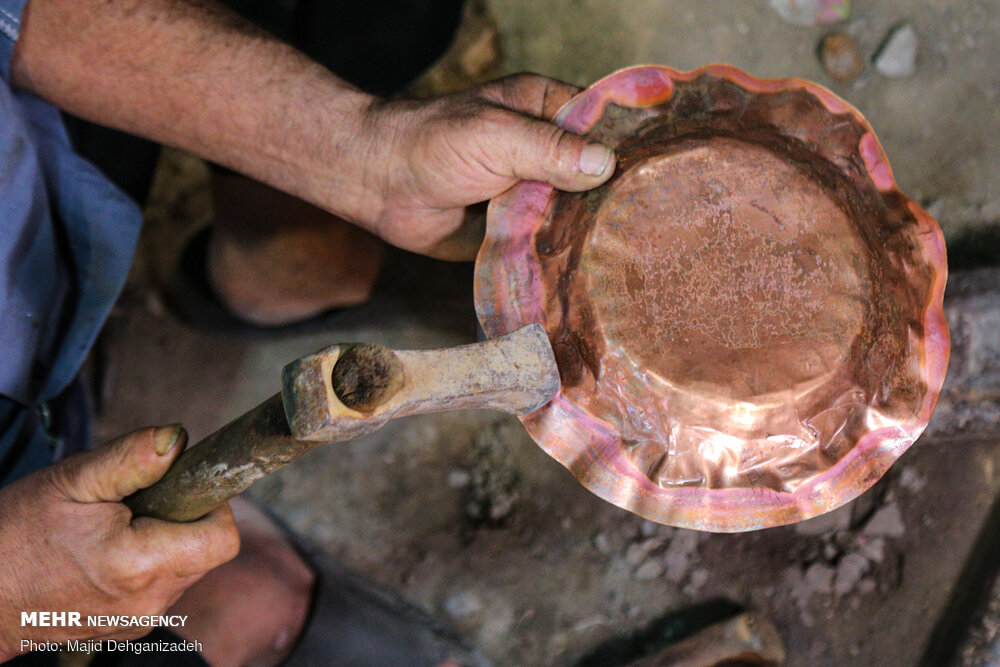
[875,23,919,78]
[863,503,907,538]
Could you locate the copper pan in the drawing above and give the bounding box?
[474,65,949,532]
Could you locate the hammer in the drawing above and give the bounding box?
[125,324,559,522]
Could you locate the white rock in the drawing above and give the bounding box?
[804,563,835,591]
[863,503,906,538]
[446,469,471,488]
[664,550,689,583]
[804,562,835,595]
[663,531,700,583]
[625,543,649,567]
[875,24,918,78]
[768,0,850,26]
[443,591,483,623]
[639,520,660,538]
[593,532,612,555]
[860,537,887,564]
[834,553,869,595]
[635,560,664,580]
[683,569,710,596]
[899,467,926,492]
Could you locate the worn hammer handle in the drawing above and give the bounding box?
[124,394,315,522]
[126,325,560,523]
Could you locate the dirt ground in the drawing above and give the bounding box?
[94,1,1000,665]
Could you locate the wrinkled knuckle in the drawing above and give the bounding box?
[542,126,573,167]
[425,99,480,132]
[116,570,154,596]
[42,464,76,498]
[108,555,157,594]
[499,74,527,104]
[424,95,455,119]
[475,104,513,129]
[504,71,541,92]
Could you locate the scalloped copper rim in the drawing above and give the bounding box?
[475,65,949,532]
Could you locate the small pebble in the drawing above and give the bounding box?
[639,520,660,538]
[804,562,835,595]
[664,532,700,583]
[488,495,515,521]
[446,469,471,489]
[625,543,649,567]
[443,591,484,625]
[640,537,664,552]
[769,0,850,26]
[863,503,906,538]
[683,569,710,596]
[860,537,887,564]
[899,467,926,492]
[635,560,665,580]
[875,23,918,78]
[665,550,690,584]
[834,553,869,595]
[820,32,864,82]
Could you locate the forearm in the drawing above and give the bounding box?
[11,0,616,255]
[11,0,383,223]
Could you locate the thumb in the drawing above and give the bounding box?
[51,425,186,503]
[491,113,616,192]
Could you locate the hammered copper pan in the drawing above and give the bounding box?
[474,65,949,532]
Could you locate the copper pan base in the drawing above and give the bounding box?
[475,65,949,532]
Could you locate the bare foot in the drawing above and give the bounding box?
[207,171,385,327]
[168,497,315,667]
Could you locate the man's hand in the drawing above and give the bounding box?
[0,426,239,660]
[357,74,615,259]
[12,0,613,262]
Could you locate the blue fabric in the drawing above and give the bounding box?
[0,0,27,82]
[1,0,143,485]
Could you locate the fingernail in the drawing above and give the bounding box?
[153,425,182,456]
[579,143,613,177]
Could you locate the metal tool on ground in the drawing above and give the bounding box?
[126,324,559,522]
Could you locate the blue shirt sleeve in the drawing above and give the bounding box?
[0,0,29,82]
[0,0,143,485]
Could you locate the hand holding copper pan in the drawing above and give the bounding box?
[475,65,949,532]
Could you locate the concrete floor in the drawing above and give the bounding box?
[94,1,1000,665]
[492,0,1000,248]
[91,265,1000,666]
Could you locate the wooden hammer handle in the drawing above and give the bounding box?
[124,393,316,522]
[126,325,560,522]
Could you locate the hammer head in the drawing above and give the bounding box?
[281,343,397,443]
[280,324,560,443]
